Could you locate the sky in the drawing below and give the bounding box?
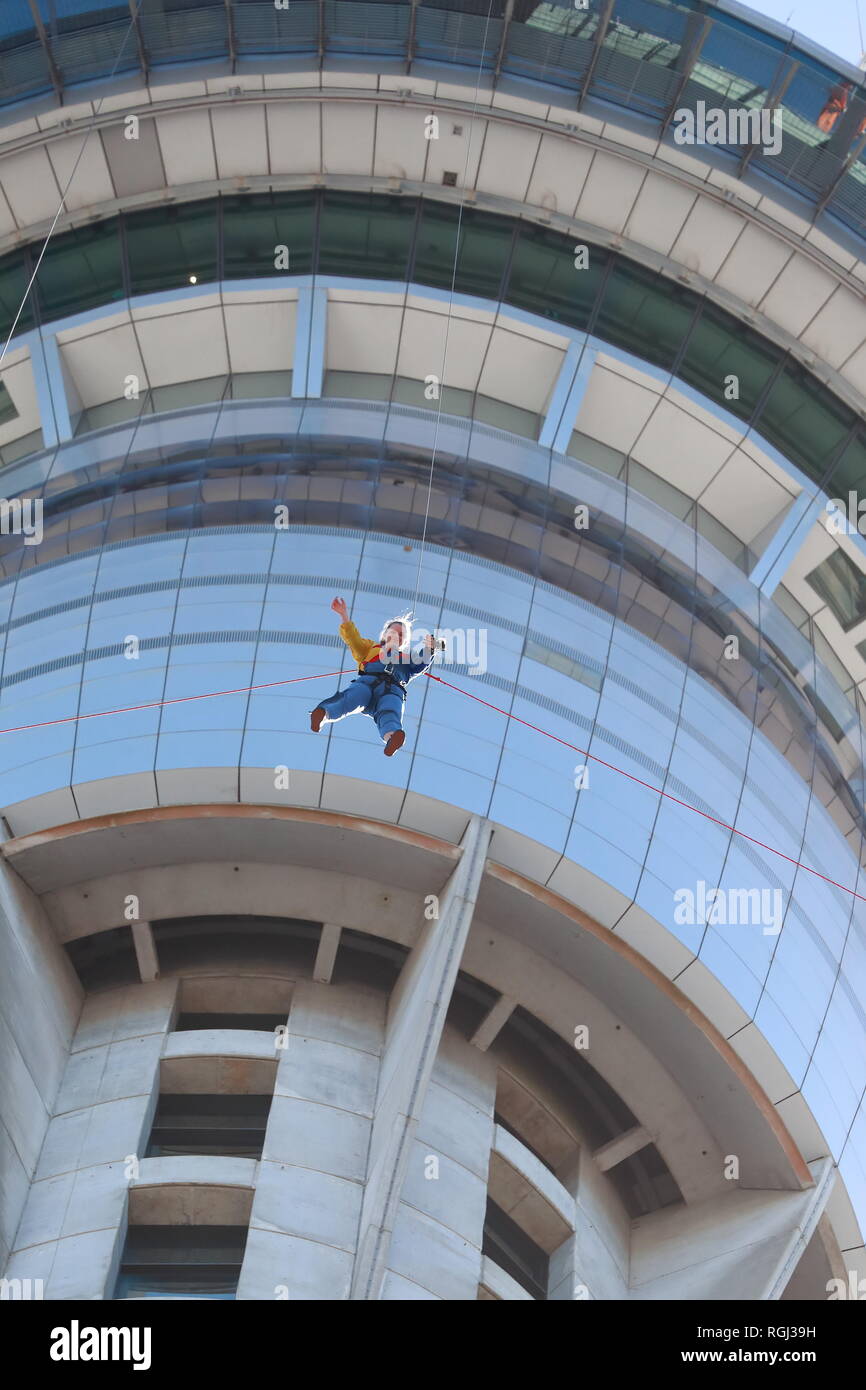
[747,0,866,67]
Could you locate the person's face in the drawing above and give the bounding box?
[382,623,405,655]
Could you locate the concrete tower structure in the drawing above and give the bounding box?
[0,0,865,1301]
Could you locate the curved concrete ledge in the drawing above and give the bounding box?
[489,1124,575,1254]
[4,801,463,863]
[478,1254,535,1301]
[129,1157,257,1227]
[0,80,860,371]
[4,804,817,1199]
[488,862,814,1193]
[162,1029,281,1063]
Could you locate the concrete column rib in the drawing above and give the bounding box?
[350,814,492,1300]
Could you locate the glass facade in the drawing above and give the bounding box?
[2,190,863,499]
[807,549,866,633]
[0,0,862,1297]
[1,519,864,1238]
[3,3,866,240]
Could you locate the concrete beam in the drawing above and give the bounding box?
[593,1124,652,1172]
[292,286,326,399]
[749,489,825,595]
[538,338,593,452]
[130,920,159,982]
[350,814,492,1300]
[470,992,516,1051]
[630,1158,836,1300]
[25,330,74,446]
[313,922,342,983]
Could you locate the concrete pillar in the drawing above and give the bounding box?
[0,844,82,1275]
[350,815,493,1300]
[548,1149,630,1300]
[3,978,177,1297]
[313,923,342,983]
[382,1030,497,1299]
[237,978,386,1301]
[131,921,159,982]
[628,1158,836,1300]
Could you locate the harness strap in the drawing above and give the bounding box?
[364,670,407,700]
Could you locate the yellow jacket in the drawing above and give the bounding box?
[339,620,380,670]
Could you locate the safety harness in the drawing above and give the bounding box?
[359,649,409,701]
[368,671,408,701]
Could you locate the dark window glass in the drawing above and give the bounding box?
[507,223,606,328]
[452,207,515,299]
[413,199,461,290]
[806,549,866,632]
[825,430,866,498]
[0,252,34,341]
[594,0,694,114]
[677,304,780,420]
[415,0,504,67]
[36,221,124,321]
[319,191,413,279]
[175,1012,287,1032]
[326,0,411,57]
[414,201,514,300]
[115,1225,248,1300]
[0,2,38,44]
[147,1094,272,1159]
[126,200,219,295]
[425,0,506,13]
[593,259,696,370]
[139,0,229,62]
[223,190,314,279]
[482,1197,549,1300]
[757,360,856,482]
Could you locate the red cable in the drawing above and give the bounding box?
[0,661,863,906]
[425,671,866,907]
[0,669,353,734]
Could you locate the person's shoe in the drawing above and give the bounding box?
[310,707,326,732]
[383,730,405,757]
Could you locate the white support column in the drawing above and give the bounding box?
[313,922,342,983]
[593,1124,651,1172]
[538,339,597,455]
[131,921,159,983]
[24,329,75,446]
[749,489,827,595]
[471,992,516,1051]
[292,286,326,399]
[350,814,492,1300]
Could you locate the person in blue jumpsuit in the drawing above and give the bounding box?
[310,597,441,756]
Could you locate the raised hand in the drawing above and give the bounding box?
[331,596,349,620]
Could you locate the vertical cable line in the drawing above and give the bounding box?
[394,0,501,799]
[409,0,499,618]
[0,0,147,370]
[321,0,497,783]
